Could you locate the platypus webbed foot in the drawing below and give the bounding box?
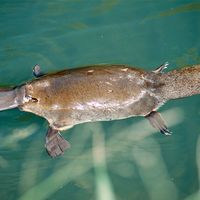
[45,127,71,158]
[145,111,172,135]
[33,64,45,78]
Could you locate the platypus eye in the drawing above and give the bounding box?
[26,95,38,103]
[31,97,38,102]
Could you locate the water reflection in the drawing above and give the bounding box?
[92,124,116,200]
[132,139,178,200]
[1,124,38,149]
[184,136,200,200]
[0,156,8,168]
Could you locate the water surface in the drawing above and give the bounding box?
[0,1,200,200]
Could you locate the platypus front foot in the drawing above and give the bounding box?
[145,111,172,135]
[33,64,45,78]
[45,127,71,158]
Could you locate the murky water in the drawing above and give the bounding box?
[0,1,200,200]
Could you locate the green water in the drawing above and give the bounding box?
[0,1,200,200]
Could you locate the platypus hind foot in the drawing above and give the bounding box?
[145,111,172,136]
[45,127,71,158]
[153,62,169,74]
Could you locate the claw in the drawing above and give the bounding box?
[145,111,172,136]
[153,62,169,74]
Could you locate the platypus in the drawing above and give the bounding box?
[0,63,199,158]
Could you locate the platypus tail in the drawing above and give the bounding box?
[160,65,200,100]
[0,87,23,111]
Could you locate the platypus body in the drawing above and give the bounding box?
[0,63,200,157]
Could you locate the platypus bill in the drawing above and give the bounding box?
[0,63,199,158]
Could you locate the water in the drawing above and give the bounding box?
[0,1,200,200]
